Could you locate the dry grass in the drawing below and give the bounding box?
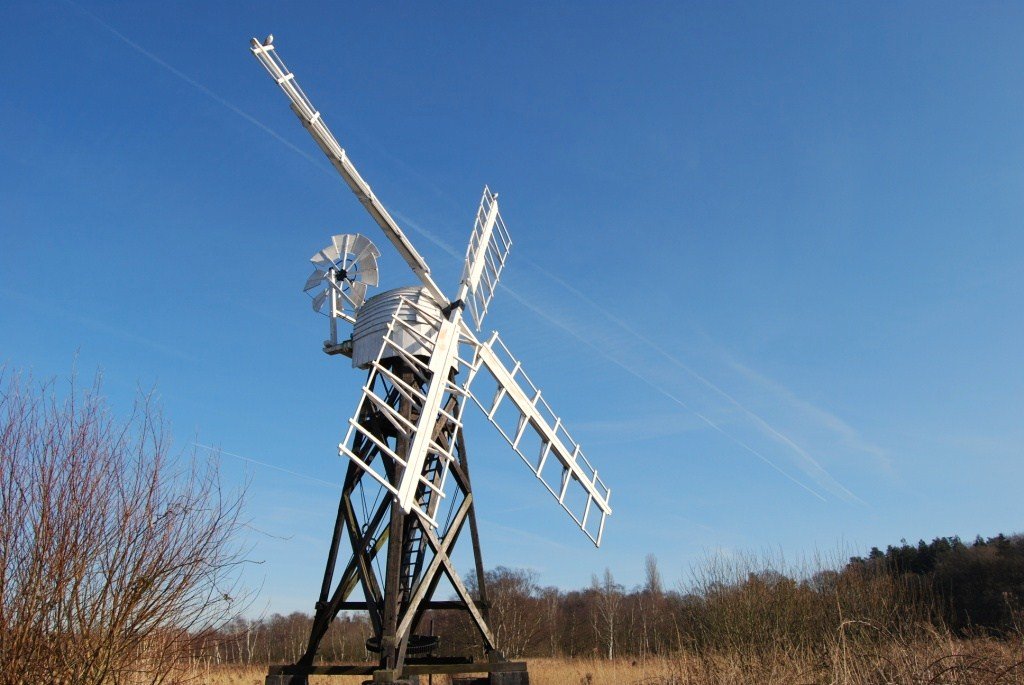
[196,633,1024,685]
[526,638,1024,684]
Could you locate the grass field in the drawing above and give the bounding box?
[198,635,1024,685]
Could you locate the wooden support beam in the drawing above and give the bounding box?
[457,427,492,631]
[412,508,496,649]
[342,494,384,634]
[396,496,473,638]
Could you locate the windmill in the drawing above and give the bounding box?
[251,35,612,685]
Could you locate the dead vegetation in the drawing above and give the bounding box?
[0,372,248,685]
[194,633,1024,685]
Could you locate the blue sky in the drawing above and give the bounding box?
[2,2,1023,615]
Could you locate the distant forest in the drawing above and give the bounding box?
[198,533,1024,666]
[849,533,1024,633]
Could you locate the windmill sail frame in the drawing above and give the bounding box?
[460,331,612,545]
[339,295,612,544]
[461,186,512,331]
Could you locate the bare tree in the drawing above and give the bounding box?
[591,568,623,660]
[644,553,663,596]
[539,586,562,657]
[637,554,665,657]
[0,371,248,685]
[467,567,543,658]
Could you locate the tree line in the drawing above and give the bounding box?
[850,533,1024,634]
[199,535,1024,666]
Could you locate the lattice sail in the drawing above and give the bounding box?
[460,187,512,330]
[459,331,613,546]
[338,296,613,545]
[338,297,466,527]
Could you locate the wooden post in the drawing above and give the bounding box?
[380,365,416,669]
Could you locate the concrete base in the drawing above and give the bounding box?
[367,671,420,685]
[265,676,303,685]
[489,671,529,685]
[452,673,530,685]
[266,662,524,684]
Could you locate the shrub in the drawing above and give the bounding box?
[0,371,247,685]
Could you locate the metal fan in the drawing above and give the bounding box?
[304,233,380,321]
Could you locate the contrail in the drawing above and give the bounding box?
[72,6,836,503]
[499,286,828,502]
[519,262,865,505]
[393,211,464,260]
[1,287,196,362]
[65,0,328,173]
[193,442,341,491]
